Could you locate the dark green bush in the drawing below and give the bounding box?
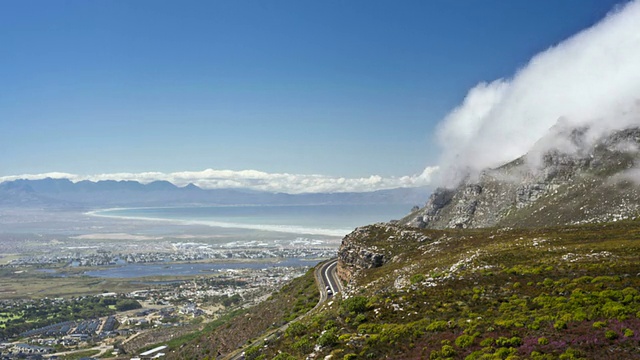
[605,330,618,340]
[285,322,307,338]
[454,334,474,348]
[318,328,338,347]
[342,296,370,314]
[273,353,297,360]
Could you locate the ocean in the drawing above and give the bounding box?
[92,204,411,237]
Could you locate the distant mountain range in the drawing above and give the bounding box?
[0,177,431,209]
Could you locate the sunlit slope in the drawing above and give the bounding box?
[172,220,640,359]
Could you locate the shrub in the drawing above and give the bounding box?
[318,329,338,347]
[605,330,618,340]
[426,320,449,332]
[538,337,549,345]
[353,314,366,325]
[592,321,606,329]
[623,328,634,337]
[573,276,593,284]
[292,337,313,353]
[495,336,522,348]
[601,301,627,318]
[410,274,425,284]
[591,276,620,284]
[571,309,588,321]
[324,320,337,330]
[455,334,474,348]
[494,347,517,358]
[479,337,494,347]
[430,344,456,359]
[343,354,358,360]
[285,322,307,338]
[357,323,382,334]
[559,348,584,359]
[440,344,456,357]
[273,353,297,360]
[342,296,369,314]
[244,345,261,360]
[553,320,567,330]
[465,350,484,360]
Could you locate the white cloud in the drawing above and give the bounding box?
[0,166,439,194]
[435,0,640,185]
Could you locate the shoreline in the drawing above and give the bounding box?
[87,207,352,237]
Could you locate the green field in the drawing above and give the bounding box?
[0,266,215,300]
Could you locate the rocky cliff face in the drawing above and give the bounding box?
[336,224,434,285]
[337,226,388,283]
[401,127,640,229]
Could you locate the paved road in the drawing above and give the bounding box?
[223,258,340,360]
[319,258,341,300]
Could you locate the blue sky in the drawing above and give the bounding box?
[0,0,629,188]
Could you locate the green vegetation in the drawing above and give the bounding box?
[0,296,140,338]
[341,296,369,314]
[239,220,640,359]
[113,298,142,311]
[0,267,169,300]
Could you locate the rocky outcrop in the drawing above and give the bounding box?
[515,183,552,208]
[447,184,482,228]
[405,188,454,228]
[337,227,388,284]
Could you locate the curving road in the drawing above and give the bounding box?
[318,258,342,300]
[224,258,341,360]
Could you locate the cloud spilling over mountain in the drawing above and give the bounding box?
[0,167,438,194]
[436,0,640,185]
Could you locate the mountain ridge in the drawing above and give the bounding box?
[0,178,430,209]
[400,126,640,230]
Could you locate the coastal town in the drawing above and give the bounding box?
[0,264,312,359]
[0,208,341,359]
[3,238,337,268]
[0,228,335,359]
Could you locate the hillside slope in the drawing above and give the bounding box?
[266,221,640,359]
[166,220,640,359]
[165,268,319,360]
